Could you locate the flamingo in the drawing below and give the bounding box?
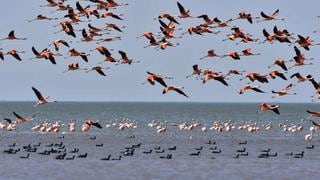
[239,85,265,94]
[258,9,284,23]
[157,13,179,24]
[63,63,87,73]
[186,65,202,78]
[290,73,311,83]
[32,87,56,107]
[13,112,35,123]
[86,66,109,76]
[49,39,70,51]
[177,2,193,18]
[200,49,221,60]
[269,70,287,80]
[162,86,188,98]
[271,83,296,98]
[5,50,25,61]
[0,31,27,41]
[81,120,103,131]
[118,50,139,65]
[144,71,170,87]
[268,58,288,71]
[259,103,280,115]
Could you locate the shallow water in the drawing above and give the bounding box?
[0,102,320,180]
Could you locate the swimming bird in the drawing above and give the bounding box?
[259,103,280,115]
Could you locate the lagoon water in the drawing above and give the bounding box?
[0,102,319,180]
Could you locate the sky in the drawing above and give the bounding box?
[0,0,319,102]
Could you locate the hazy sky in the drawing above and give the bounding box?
[0,0,319,102]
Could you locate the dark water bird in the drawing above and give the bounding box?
[96,144,103,147]
[55,153,67,160]
[111,156,122,160]
[237,148,246,153]
[160,154,172,159]
[66,156,75,160]
[306,145,314,149]
[155,149,165,153]
[78,153,88,158]
[240,152,249,156]
[212,150,222,154]
[101,155,111,161]
[143,149,152,154]
[190,151,201,156]
[168,146,176,151]
[19,153,30,159]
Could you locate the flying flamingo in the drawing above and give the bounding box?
[68,48,89,62]
[49,39,70,51]
[144,71,171,87]
[200,49,221,60]
[259,103,280,115]
[157,13,180,24]
[6,50,25,61]
[177,2,193,18]
[28,14,58,22]
[81,120,103,132]
[257,9,284,23]
[290,73,311,83]
[86,66,109,76]
[269,70,287,80]
[239,85,265,94]
[118,50,139,65]
[186,65,202,78]
[13,112,36,123]
[63,63,87,73]
[0,31,27,41]
[268,58,288,71]
[306,110,320,119]
[32,87,56,107]
[163,86,188,98]
[271,83,296,98]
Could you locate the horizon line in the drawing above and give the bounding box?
[0,100,318,104]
